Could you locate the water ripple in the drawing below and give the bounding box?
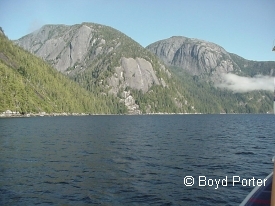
[0,115,274,205]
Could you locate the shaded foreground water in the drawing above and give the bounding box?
[0,115,274,205]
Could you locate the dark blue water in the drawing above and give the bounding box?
[0,115,274,205]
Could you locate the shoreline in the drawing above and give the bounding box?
[0,111,273,118]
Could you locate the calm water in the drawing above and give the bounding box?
[0,115,274,205]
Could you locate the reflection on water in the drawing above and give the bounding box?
[0,115,274,205]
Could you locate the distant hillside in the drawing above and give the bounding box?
[229,53,275,76]
[0,31,125,114]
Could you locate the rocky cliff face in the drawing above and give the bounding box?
[16,24,105,72]
[146,36,237,79]
[108,57,160,94]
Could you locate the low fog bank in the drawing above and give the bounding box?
[215,73,273,93]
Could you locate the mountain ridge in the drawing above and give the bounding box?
[146,36,275,79]
[13,23,275,114]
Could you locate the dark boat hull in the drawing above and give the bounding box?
[240,172,273,206]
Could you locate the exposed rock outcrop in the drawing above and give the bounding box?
[119,91,141,114]
[15,24,95,72]
[108,57,160,93]
[146,36,236,79]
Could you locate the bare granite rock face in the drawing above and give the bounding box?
[15,24,95,72]
[108,57,160,93]
[146,36,237,78]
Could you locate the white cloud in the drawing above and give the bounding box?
[215,73,273,93]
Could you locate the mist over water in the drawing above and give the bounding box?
[216,73,273,93]
[0,115,274,205]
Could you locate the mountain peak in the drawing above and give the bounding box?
[146,36,233,77]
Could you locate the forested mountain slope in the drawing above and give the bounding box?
[0,31,124,114]
[169,67,272,113]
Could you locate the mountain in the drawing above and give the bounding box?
[0,29,124,114]
[146,36,275,80]
[146,36,274,113]
[15,23,194,114]
[15,24,274,114]
[146,36,237,80]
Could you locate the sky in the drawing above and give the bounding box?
[0,0,274,61]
